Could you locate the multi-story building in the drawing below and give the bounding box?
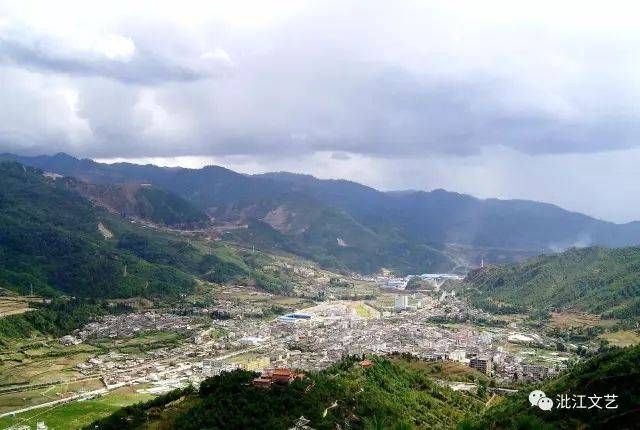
[395,295,409,311]
[469,356,493,375]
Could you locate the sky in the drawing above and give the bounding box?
[1,1,640,222]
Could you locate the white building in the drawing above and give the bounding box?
[387,278,408,289]
[449,349,467,362]
[239,336,266,346]
[394,295,408,311]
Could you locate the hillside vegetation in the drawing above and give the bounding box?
[0,298,129,340]
[464,246,640,318]
[0,161,304,301]
[0,162,198,298]
[467,344,640,429]
[218,197,455,275]
[87,356,484,430]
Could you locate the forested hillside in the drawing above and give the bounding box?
[0,162,194,298]
[466,344,640,429]
[87,356,484,430]
[0,161,300,299]
[464,246,640,318]
[0,299,130,340]
[216,196,455,274]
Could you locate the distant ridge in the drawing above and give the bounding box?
[3,152,640,274]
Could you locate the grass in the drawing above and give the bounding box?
[94,331,183,354]
[0,378,105,414]
[365,293,395,311]
[391,358,490,384]
[0,385,155,430]
[353,303,379,318]
[22,343,99,358]
[599,330,640,347]
[0,300,32,317]
[211,327,229,339]
[0,352,96,386]
[228,351,264,363]
[270,297,313,307]
[548,311,617,329]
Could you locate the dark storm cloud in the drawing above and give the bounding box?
[2,0,640,222]
[1,1,640,160]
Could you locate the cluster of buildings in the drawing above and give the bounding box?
[376,276,410,290]
[376,273,464,291]
[63,282,569,397]
[71,311,195,340]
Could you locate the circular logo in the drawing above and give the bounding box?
[538,397,554,411]
[529,390,546,406]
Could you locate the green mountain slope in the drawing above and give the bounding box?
[87,356,484,430]
[467,344,640,429]
[0,160,304,299]
[463,246,640,318]
[0,162,195,298]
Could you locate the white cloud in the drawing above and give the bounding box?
[2,0,640,220]
[200,48,234,68]
[92,34,135,61]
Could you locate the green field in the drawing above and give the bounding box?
[0,379,105,414]
[549,311,617,329]
[599,330,640,347]
[0,386,155,430]
[353,302,379,318]
[0,351,96,386]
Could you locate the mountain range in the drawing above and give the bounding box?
[0,161,298,299]
[3,152,640,274]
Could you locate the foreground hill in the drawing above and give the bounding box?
[464,246,640,318]
[6,153,640,273]
[87,356,484,430]
[88,346,640,430]
[467,344,640,429]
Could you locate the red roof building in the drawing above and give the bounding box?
[359,359,374,367]
[272,368,295,384]
[251,368,306,389]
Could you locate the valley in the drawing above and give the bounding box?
[3,4,640,428]
[0,157,639,429]
[1,266,631,429]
